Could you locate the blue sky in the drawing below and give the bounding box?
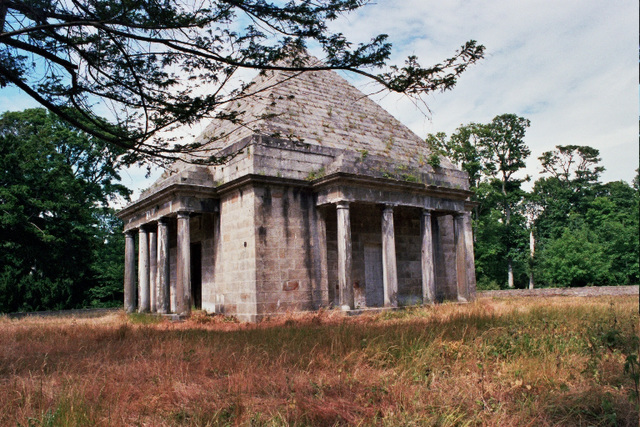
[1,0,638,198]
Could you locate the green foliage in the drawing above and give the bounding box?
[480,114,531,187]
[426,152,441,168]
[426,126,483,188]
[305,167,326,181]
[530,145,638,287]
[536,225,610,287]
[85,210,126,307]
[0,108,130,312]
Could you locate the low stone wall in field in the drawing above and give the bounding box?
[478,285,638,299]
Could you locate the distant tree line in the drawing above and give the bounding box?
[428,114,639,289]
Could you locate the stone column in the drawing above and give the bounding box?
[137,227,150,312]
[421,209,436,304]
[176,211,191,316]
[454,213,469,302]
[462,212,477,300]
[381,204,398,307]
[148,226,158,312]
[124,230,137,313]
[336,201,353,310]
[315,209,330,307]
[212,210,221,312]
[157,218,170,314]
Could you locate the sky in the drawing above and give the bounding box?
[1,0,638,197]
[330,0,639,188]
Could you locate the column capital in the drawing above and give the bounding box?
[336,201,350,210]
[124,229,137,236]
[177,211,191,219]
[383,203,396,212]
[422,208,433,216]
[138,227,149,235]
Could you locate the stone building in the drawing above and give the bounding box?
[118,63,477,322]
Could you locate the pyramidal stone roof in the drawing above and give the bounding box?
[140,58,471,198]
[186,58,454,169]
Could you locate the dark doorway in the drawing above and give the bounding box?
[364,244,384,307]
[191,242,202,309]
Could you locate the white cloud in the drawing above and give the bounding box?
[330,0,638,185]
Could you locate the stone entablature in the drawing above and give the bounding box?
[120,183,218,232]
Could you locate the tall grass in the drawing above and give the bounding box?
[1,296,637,426]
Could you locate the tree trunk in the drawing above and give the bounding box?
[507,260,514,288]
[528,228,535,289]
[503,179,515,288]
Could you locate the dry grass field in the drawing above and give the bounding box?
[1,295,638,426]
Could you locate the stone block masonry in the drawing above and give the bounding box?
[253,184,329,320]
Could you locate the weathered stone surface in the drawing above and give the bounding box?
[157,219,170,314]
[148,228,157,312]
[421,210,436,304]
[176,212,191,316]
[381,205,398,307]
[336,201,353,310]
[123,231,136,313]
[189,61,456,171]
[138,228,150,312]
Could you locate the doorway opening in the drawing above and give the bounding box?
[364,244,384,307]
[191,242,202,309]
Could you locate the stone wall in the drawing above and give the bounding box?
[203,188,258,321]
[434,215,458,301]
[394,207,423,305]
[349,204,383,308]
[253,183,329,319]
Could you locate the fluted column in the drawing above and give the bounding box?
[123,230,137,313]
[336,201,353,310]
[157,218,170,314]
[381,204,398,307]
[421,209,436,304]
[148,226,158,312]
[176,211,191,316]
